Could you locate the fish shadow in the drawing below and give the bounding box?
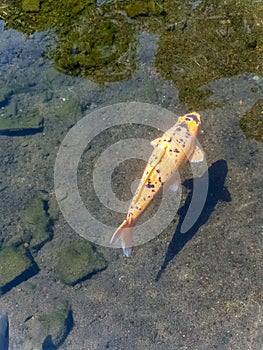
[155,159,231,281]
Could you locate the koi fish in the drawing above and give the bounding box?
[110,112,204,256]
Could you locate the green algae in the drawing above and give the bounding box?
[22,0,40,12]
[0,0,137,83]
[1,1,263,107]
[155,1,263,108]
[51,16,136,83]
[0,246,37,294]
[125,0,164,18]
[239,99,263,142]
[55,238,107,286]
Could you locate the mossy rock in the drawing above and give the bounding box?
[0,246,38,294]
[239,99,263,142]
[23,196,53,250]
[0,104,43,132]
[29,300,73,349]
[55,239,107,285]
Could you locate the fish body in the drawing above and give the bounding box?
[110,112,204,256]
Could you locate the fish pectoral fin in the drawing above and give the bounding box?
[110,217,133,257]
[150,137,163,147]
[189,145,205,163]
[169,184,179,192]
[168,175,180,192]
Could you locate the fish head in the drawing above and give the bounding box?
[178,112,201,135]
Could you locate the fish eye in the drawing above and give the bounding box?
[185,114,199,123]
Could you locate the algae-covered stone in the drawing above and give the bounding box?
[23,196,52,250]
[28,300,73,349]
[0,103,43,132]
[0,246,38,294]
[55,239,107,285]
[22,0,40,13]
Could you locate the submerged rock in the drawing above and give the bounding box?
[55,238,107,285]
[0,246,39,295]
[0,114,43,132]
[0,83,44,133]
[23,195,53,251]
[28,300,73,349]
[54,97,81,126]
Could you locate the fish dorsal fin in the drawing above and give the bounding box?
[151,133,174,149]
[189,145,204,163]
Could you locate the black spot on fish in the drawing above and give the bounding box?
[158,176,162,182]
[146,183,155,188]
[176,127,181,132]
[156,169,160,173]
[152,189,155,192]
[167,138,171,142]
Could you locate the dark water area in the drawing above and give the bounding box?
[0,1,262,349]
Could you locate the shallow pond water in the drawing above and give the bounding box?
[0,1,262,349]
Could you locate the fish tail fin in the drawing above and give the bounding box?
[110,217,133,257]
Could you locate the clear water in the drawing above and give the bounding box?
[0,1,262,349]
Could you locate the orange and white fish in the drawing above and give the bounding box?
[110,112,204,256]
